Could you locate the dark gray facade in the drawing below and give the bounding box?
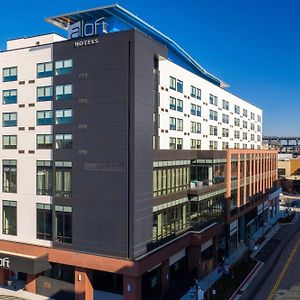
[53,30,167,259]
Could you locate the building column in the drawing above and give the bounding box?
[0,269,9,286]
[26,274,37,293]
[123,276,141,300]
[161,260,169,295]
[187,246,201,279]
[75,267,93,300]
[208,166,213,186]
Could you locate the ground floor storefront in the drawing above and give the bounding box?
[0,223,223,300]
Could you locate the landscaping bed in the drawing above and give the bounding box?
[205,254,257,300]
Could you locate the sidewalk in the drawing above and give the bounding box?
[0,286,52,300]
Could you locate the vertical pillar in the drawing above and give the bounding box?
[123,276,142,300]
[75,267,93,300]
[225,150,232,221]
[208,166,213,186]
[0,269,9,286]
[237,153,241,208]
[187,246,202,279]
[26,274,37,294]
[161,260,169,295]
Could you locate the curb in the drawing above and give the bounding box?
[228,261,262,300]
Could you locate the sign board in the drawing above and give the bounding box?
[68,18,107,39]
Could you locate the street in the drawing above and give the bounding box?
[241,215,300,300]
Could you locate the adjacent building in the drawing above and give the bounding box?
[0,4,281,300]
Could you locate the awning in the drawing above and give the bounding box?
[0,250,51,275]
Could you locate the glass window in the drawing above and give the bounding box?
[209,125,218,136]
[222,128,229,137]
[55,109,72,125]
[170,76,176,90]
[37,62,53,78]
[170,117,176,130]
[234,118,240,127]
[209,141,218,150]
[37,86,53,102]
[191,104,196,115]
[177,118,183,131]
[55,161,72,198]
[177,138,183,150]
[37,160,53,196]
[169,96,176,110]
[169,137,176,150]
[3,67,17,82]
[209,94,218,106]
[243,109,248,117]
[55,59,73,76]
[3,200,17,235]
[55,134,73,149]
[3,112,17,127]
[2,135,17,149]
[55,205,72,244]
[177,99,183,112]
[222,114,229,124]
[3,89,17,104]
[37,134,53,149]
[209,110,218,121]
[191,85,196,98]
[177,80,183,93]
[56,84,72,100]
[234,105,240,114]
[3,160,17,193]
[37,110,53,125]
[37,203,52,240]
[222,100,229,110]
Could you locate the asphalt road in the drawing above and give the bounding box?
[241,216,300,300]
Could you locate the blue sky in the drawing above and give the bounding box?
[0,0,299,136]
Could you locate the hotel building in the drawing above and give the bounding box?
[0,4,281,300]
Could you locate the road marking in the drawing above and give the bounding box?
[267,238,300,300]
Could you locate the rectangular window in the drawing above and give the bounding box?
[243,132,248,140]
[55,59,73,76]
[177,138,183,150]
[55,205,72,244]
[191,139,201,149]
[209,141,218,150]
[3,67,17,82]
[170,117,176,130]
[3,200,17,235]
[234,118,240,127]
[191,121,196,133]
[257,135,261,142]
[243,121,248,129]
[177,99,183,112]
[37,62,53,78]
[55,161,72,198]
[2,135,17,149]
[37,203,52,240]
[234,143,240,149]
[169,96,176,110]
[55,109,72,125]
[170,76,176,90]
[196,88,201,100]
[196,105,201,116]
[169,137,176,150]
[191,104,196,115]
[222,114,229,124]
[222,128,229,137]
[37,110,53,125]
[191,86,196,98]
[222,100,229,110]
[37,134,53,149]
[56,84,72,100]
[257,115,262,122]
[243,109,248,117]
[209,125,218,136]
[251,134,255,141]
[3,89,17,104]
[3,160,17,193]
[234,131,240,139]
[234,105,240,114]
[177,118,183,131]
[177,80,183,93]
[257,125,261,132]
[55,134,73,149]
[3,112,17,127]
[37,86,53,102]
[251,112,255,120]
[37,160,53,196]
[222,142,229,149]
[209,110,218,121]
[251,123,255,130]
[209,94,218,106]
